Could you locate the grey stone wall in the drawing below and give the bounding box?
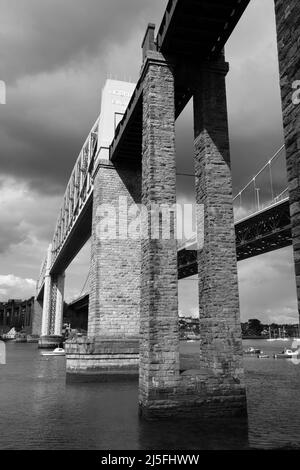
[66,336,139,377]
[139,51,180,412]
[274,0,300,321]
[32,298,43,336]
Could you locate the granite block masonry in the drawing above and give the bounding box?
[192,58,245,383]
[139,51,180,413]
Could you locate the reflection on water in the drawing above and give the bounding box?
[0,341,299,449]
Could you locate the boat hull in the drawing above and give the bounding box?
[244,349,261,355]
[274,354,299,359]
[41,352,65,357]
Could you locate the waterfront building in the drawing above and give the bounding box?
[0,298,34,334]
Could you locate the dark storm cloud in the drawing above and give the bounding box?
[0,0,165,193]
[0,223,29,254]
[0,0,285,199]
[0,100,86,194]
[0,0,164,82]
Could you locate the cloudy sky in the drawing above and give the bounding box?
[0,0,297,323]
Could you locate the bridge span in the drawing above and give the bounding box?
[33,0,300,419]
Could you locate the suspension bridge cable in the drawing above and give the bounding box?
[79,267,91,297]
[233,144,285,201]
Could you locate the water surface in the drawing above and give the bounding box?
[0,340,299,449]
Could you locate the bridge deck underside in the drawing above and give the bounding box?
[110,0,250,163]
[157,0,251,58]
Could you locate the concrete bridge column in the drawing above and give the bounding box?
[191,57,246,413]
[139,51,180,417]
[274,0,300,322]
[65,159,142,379]
[40,244,52,338]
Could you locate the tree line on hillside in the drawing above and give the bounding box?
[179,317,300,340]
[241,319,299,338]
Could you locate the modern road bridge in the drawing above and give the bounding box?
[34,0,300,419]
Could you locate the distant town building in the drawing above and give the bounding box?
[0,298,34,334]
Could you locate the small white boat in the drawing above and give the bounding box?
[257,354,269,359]
[244,347,262,355]
[274,348,300,359]
[41,347,65,357]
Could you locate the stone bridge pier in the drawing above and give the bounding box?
[38,245,65,349]
[274,0,300,320]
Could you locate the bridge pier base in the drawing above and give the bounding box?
[66,159,141,379]
[65,337,139,381]
[139,51,181,417]
[38,335,64,349]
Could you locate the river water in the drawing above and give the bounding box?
[0,340,299,450]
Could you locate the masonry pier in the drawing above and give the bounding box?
[139,51,180,416]
[138,47,246,419]
[65,159,142,379]
[274,0,300,319]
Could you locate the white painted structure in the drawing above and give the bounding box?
[96,80,135,161]
[37,79,135,339]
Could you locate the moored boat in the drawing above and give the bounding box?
[244,346,262,355]
[41,347,65,357]
[274,348,300,359]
